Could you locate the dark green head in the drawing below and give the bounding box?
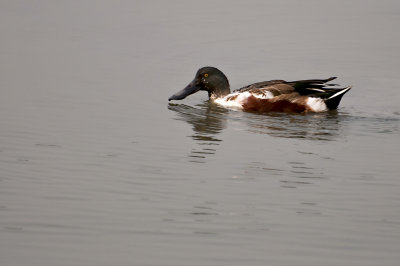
[168,67,230,101]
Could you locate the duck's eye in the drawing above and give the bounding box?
[204,73,208,78]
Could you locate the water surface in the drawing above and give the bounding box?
[1,1,400,265]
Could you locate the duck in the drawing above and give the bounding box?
[168,66,351,113]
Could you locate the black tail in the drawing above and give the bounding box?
[324,87,352,110]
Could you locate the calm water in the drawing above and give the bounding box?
[1,1,400,265]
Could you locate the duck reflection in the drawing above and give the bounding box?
[244,110,344,141]
[168,101,228,162]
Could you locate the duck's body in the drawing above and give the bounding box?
[168,67,351,113]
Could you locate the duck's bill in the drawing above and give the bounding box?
[168,80,201,101]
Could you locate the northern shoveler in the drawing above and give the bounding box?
[168,66,351,113]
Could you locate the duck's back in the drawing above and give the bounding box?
[215,77,350,113]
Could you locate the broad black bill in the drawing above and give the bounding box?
[168,79,201,101]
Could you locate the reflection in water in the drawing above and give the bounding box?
[168,101,228,162]
[244,111,344,141]
[244,111,399,140]
[169,100,399,166]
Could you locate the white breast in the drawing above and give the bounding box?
[214,90,274,109]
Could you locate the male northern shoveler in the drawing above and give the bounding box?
[168,66,351,113]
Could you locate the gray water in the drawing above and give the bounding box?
[1,1,400,265]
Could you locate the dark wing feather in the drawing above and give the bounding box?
[288,77,338,95]
[235,76,346,98]
[235,80,287,92]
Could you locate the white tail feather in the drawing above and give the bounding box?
[327,86,352,100]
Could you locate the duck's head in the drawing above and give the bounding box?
[168,67,230,101]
